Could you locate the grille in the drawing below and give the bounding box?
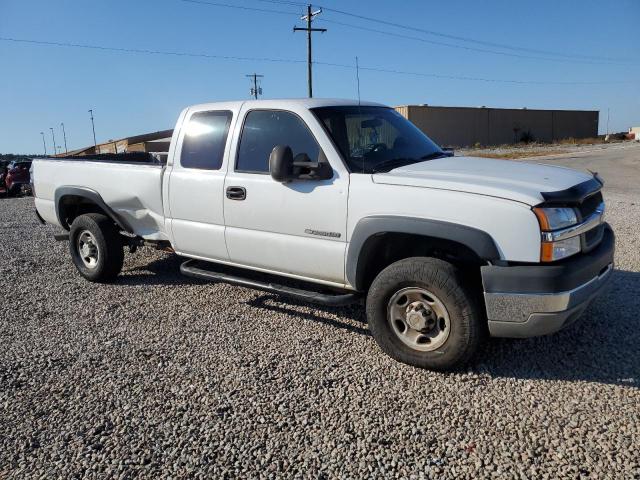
[578,190,604,252]
[578,191,603,220]
[582,224,605,252]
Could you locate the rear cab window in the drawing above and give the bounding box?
[180,110,233,170]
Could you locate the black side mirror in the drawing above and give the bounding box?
[269,145,294,182]
[269,146,333,182]
[292,150,333,181]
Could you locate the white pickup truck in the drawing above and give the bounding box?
[32,98,614,370]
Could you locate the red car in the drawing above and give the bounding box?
[2,160,32,196]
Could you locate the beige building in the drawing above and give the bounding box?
[395,105,599,147]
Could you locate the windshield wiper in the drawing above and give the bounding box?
[372,152,447,173]
[371,158,417,173]
[420,151,448,160]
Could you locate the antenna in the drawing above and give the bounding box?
[354,56,365,173]
[355,56,361,106]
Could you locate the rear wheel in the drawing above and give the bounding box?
[366,257,482,371]
[69,213,124,282]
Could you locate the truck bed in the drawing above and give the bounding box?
[40,152,167,165]
[32,155,168,241]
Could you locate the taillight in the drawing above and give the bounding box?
[29,164,35,197]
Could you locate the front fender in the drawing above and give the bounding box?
[346,215,501,290]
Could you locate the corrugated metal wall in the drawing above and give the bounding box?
[396,106,599,147]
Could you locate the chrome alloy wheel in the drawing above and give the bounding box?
[77,230,99,269]
[387,287,451,352]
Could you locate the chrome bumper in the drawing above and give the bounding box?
[485,263,613,337]
[482,224,615,338]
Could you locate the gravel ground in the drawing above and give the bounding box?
[457,140,629,158]
[1,195,638,479]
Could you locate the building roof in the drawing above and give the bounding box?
[120,129,174,145]
[53,146,95,157]
[396,104,598,114]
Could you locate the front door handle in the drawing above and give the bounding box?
[226,186,246,200]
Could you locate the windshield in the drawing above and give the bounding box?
[312,106,444,173]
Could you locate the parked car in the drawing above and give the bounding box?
[4,160,32,196]
[31,99,614,370]
[0,161,8,194]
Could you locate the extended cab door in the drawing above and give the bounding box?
[223,105,349,285]
[166,104,238,260]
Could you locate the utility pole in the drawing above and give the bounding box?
[294,4,326,98]
[246,73,264,99]
[61,122,68,154]
[88,109,97,148]
[606,108,610,136]
[40,132,47,155]
[49,128,57,157]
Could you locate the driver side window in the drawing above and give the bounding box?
[236,110,320,173]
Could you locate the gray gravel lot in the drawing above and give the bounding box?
[1,185,639,478]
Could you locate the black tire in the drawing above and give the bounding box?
[69,213,124,283]
[366,257,482,371]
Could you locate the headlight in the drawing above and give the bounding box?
[540,236,581,262]
[533,206,581,262]
[533,207,578,230]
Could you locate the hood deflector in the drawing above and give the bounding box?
[540,176,603,205]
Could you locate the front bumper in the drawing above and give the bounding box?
[482,224,615,337]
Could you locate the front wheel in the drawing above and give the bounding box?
[69,213,124,283]
[366,257,482,371]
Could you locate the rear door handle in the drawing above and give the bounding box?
[226,186,246,200]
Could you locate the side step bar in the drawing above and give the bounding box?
[180,259,361,307]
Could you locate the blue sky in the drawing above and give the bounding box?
[1,0,638,154]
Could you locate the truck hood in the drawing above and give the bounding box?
[371,156,593,205]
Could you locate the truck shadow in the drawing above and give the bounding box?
[246,295,369,336]
[118,254,207,286]
[119,254,639,388]
[247,270,639,389]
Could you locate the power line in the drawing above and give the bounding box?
[317,18,630,66]
[0,36,633,86]
[255,0,307,6]
[317,5,629,63]
[180,0,297,16]
[0,36,306,65]
[184,0,634,65]
[327,62,634,85]
[254,0,630,63]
